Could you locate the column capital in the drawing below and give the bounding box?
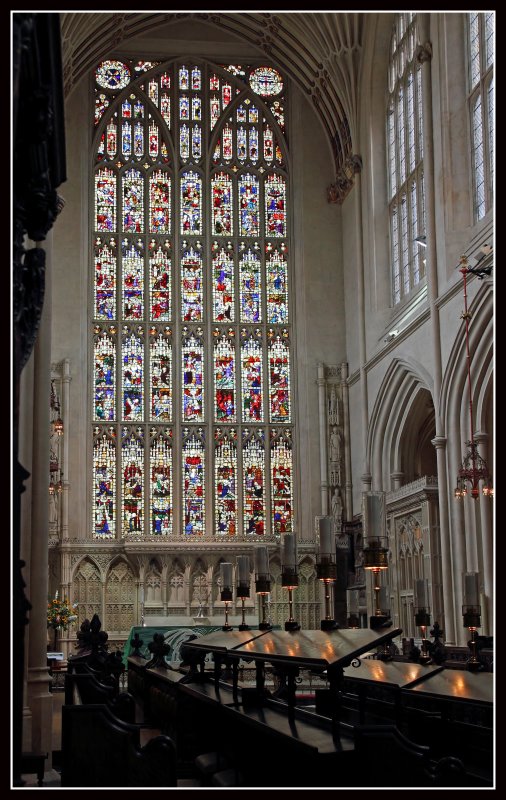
[431,435,447,449]
[474,431,489,444]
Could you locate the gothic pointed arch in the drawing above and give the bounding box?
[367,357,434,489]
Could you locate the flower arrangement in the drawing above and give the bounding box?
[47,590,78,631]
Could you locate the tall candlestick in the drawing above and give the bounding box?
[282,533,297,567]
[220,562,233,588]
[237,555,250,584]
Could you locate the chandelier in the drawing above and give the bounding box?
[454,251,493,500]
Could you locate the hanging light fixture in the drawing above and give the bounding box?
[454,253,493,500]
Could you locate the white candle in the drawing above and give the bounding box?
[282,533,297,567]
[255,546,269,576]
[414,579,428,609]
[237,555,250,584]
[318,516,333,556]
[363,492,386,540]
[220,562,233,588]
[463,572,479,606]
[379,586,389,612]
[347,589,359,615]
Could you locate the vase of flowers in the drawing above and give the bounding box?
[47,590,78,650]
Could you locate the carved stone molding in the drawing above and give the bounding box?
[327,154,363,205]
[416,42,433,64]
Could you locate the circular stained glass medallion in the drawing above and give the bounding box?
[249,66,283,97]
[96,60,131,90]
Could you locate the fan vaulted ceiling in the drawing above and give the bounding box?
[61,11,369,178]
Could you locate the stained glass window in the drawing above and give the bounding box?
[182,429,205,535]
[241,332,263,422]
[467,13,494,221]
[94,237,117,320]
[95,168,116,232]
[249,66,283,96]
[387,14,425,304]
[149,171,171,234]
[271,433,293,534]
[180,171,202,235]
[93,429,116,537]
[149,240,171,320]
[265,174,286,237]
[122,239,144,319]
[150,431,172,534]
[239,247,261,323]
[122,169,144,233]
[150,329,172,420]
[214,331,236,422]
[211,172,233,235]
[181,246,203,321]
[243,432,265,534]
[122,430,144,535]
[268,331,291,423]
[215,429,237,535]
[266,248,288,323]
[182,329,204,421]
[122,329,144,420]
[94,329,115,421]
[92,59,291,539]
[212,246,234,321]
[239,175,259,237]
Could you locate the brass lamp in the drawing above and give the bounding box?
[462,571,482,671]
[219,562,233,632]
[362,492,390,630]
[255,546,272,630]
[316,516,338,631]
[236,555,250,631]
[414,578,432,665]
[281,532,300,631]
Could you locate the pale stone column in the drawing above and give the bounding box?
[60,358,71,541]
[475,432,493,635]
[390,471,404,492]
[431,436,456,645]
[26,235,53,763]
[317,363,329,514]
[353,164,371,491]
[418,17,455,644]
[340,362,353,519]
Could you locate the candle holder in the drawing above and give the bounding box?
[220,562,233,632]
[363,537,389,630]
[462,572,482,672]
[255,575,272,630]
[236,555,251,630]
[255,547,272,630]
[237,583,250,631]
[281,533,300,631]
[414,578,432,664]
[316,516,338,631]
[414,608,432,665]
[281,566,300,631]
